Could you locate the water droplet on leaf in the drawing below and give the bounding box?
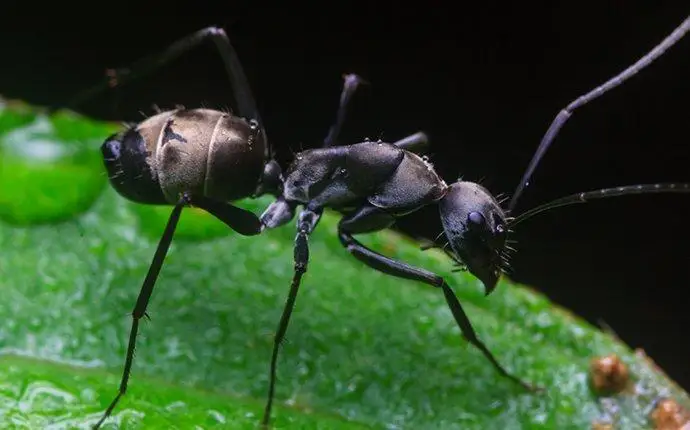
[0,105,113,225]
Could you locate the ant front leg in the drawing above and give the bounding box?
[261,205,322,427]
[336,204,539,392]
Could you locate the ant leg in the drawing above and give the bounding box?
[392,131,430,154]
[320,73,429,153]
[191,196,262,236]
[337,204,539,391]
[323,73,368,147]
[65,27,262,129]
[259,197,298,231]
[510,16,690,211]
[262,207,322,427]
[93,193,190,430]
[321,74,429,152]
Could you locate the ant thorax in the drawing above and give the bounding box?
[283,140,447,214]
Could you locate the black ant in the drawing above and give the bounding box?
[62,16,690,429]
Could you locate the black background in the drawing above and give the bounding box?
[1,3,689,389]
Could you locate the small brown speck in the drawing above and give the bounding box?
[651,398,690,430]
[592,421,614,430]
[590,354,629,395]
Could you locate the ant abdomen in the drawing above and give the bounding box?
[102,108,266,205]
[102,126,168,205]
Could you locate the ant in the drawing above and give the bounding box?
[62,16,690,429]
[258,14,690,427]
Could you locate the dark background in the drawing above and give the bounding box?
[1,3,689,389]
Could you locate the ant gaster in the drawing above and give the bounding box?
[259,15,690,426]
[65,27,427,429]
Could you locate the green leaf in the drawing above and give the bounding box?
[1,97,688,429]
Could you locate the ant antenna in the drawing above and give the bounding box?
[509,16,690,212]
[509,183,690,227]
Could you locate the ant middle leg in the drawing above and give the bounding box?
[261,206,322,427]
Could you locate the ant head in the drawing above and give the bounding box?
[439,181,509,295]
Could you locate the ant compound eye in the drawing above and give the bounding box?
[468,211,485,226]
